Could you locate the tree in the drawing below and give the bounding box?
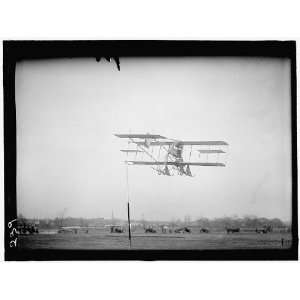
[18,214,26,223]
[184,215,191,225]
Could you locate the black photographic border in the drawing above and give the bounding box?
[3,40,298,260]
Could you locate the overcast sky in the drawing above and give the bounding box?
[15,57,292,222]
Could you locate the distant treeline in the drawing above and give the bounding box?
[18,214,289,230]
[18,216,106,229]
[193,217,289,230]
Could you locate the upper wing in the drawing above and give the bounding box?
[126,161,169,165]
[198,150,225,153]
[115,134,166,139]
[133,141,173,146]
[120,149,143,153]
[182,162,225,167]
[133,141,228,146]
[178,141,228,146]
[126,161,225,167]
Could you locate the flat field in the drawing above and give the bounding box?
[18,231,292,250]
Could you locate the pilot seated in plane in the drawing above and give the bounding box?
[170,142,183,160]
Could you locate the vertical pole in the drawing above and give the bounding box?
[125,152,132,248]
[127,201,132,248]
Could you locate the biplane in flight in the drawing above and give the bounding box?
[115,133,228,177]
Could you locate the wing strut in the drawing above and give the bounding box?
[189,145,192,161]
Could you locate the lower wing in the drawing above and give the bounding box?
[125,161,225,167]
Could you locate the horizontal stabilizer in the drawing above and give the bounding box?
[115,134,166,139]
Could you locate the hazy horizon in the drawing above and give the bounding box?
[16,57,292,222]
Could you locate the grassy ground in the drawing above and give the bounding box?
[18,231,292,250]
